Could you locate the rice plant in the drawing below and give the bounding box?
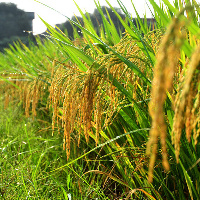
[0,0,199,199]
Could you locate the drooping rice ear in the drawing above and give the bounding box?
[146,17,184,182]
[172,44,200,161]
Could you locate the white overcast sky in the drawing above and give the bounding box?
[0,0,198,34]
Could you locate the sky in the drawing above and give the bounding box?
[0,0,197,35]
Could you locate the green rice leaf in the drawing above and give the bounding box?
[148,0,170,26]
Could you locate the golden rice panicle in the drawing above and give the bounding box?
[50,66,73,158]
[81,70,99,143]
[94,91,101,144]
[32,79,39,117]
[23,78,46,118]
[62,76,81,159]
[4,92,10,109]
[147,17,184,182]
[172,44,200,161]
[21,81,30,109]
[49,65,66,134]
[192,91,200,145]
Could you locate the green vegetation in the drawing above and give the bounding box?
[56,5,126,40]
[0,0,199,199]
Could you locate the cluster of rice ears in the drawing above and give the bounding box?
[147,14,200,182]
[0,0,200,199]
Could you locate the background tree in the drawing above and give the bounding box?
[0,3,33,51]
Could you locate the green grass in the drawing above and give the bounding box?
[0,100,109,199]
[0,100,68,199]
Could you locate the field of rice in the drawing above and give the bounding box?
[0,0,199,199]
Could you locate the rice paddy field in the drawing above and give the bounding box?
[0,0,199,199]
